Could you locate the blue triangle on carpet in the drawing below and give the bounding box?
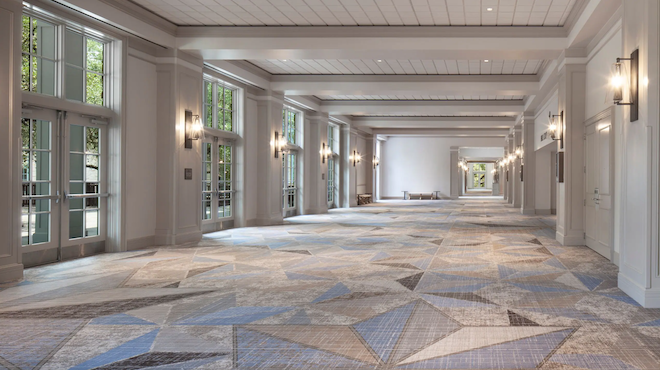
[353,303,416,363]
[498,265,517,279]
[236,328,366,368]
[544,257,566,270]
[71,329,159,370]
[637,318,660,326]
[285,310,312,325]
[312,282,351,303]
[599,294,641,307]
[572,272,603,291]
[370,251,391,262]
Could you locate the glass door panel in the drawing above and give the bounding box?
[20,109,59,253]
[61,113,106,245]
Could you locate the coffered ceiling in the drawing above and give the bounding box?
[249,59,544,75]
[130,0,578,27]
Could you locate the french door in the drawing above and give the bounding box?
[584,119,613,259]
[282,151,298,217]
[327,156,337,209]
[21,108,107,266]
[202,138,234,232]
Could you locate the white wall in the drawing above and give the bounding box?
[586,29,623,119]
[125,55,157,242]
[381,136,505,198]
[459,147,504,159]
[535,92,559,151]
[356,134,367,195]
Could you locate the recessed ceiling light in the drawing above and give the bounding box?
[487,7,493,11]
[484,59,490,63]
[282,59,287,62]
[377,60,382,62]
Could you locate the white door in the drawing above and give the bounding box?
[21,108,108,266]
[584,120,613,259]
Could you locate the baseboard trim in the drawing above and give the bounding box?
[174,230,203,245]
[521,208,535,215]
[618,272,660,308]
[556,230,585,246]
[0,263,24,284]
[127,235,155,251]
[381,196,404,200]
[535,209,552,215]
[245,218,257,227]
[612,251,620,266]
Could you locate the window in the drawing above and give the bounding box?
[282,108,300,145]
[472,163,487,188]
[328,124,339,154]
[202,141,233,222]
[283,152,297,210]
[21,15,56,96]
[21,119,52,245]
[204,79,235,132]
[21,11,109,106]
[65,30,105,105]
[68,124,101,239]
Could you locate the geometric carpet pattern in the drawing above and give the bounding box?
[0,199,659,369]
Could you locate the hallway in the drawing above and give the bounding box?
[1,200,659,369]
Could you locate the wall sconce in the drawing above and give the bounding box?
[611,49,639,122]
[184,110,203,149]
[320,143,332,163]
[515,146,523,158]
[274,131,287,158]
[548,111,564,149]
[350,150,362,167]
[373,156,380,169]
[508,153,516,162]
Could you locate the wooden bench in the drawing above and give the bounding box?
[357,193,373,205]
[403,191,442,200]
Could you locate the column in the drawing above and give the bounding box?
[511,125,523,208]
[0,0,23,283]
[254,90,285,225]
[555,54,586,245]
[304,112,329,215]
[617,0,660,307]
[521,115,536,215]
[154,50,204,245]
[450,147,460,199]
[339,124,351,208]
[349,129,358,207]
[507,134,515,205]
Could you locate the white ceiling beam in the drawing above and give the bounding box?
[179,27,567,60]
[321,100,523,116]
[567,0,622,49]
[272,75,538,96]
[351,116,515,129]
[371,128,509,137]
[51,0,176,48]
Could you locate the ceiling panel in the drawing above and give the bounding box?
[316,95,525,101]
[130,0,579,27]
[251,59,544,75]
[350,114,516,117]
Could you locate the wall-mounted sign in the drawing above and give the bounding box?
[556,152,564,183]
[184,168,193,180]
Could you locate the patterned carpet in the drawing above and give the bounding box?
[1,199,660,369]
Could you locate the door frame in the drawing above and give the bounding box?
[583,106,616,261]
[20,106,109,267]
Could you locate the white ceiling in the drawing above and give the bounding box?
[350,114,516,117]
[316,94,525,100]
[131,0,578,27]
[250,59,544,75]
